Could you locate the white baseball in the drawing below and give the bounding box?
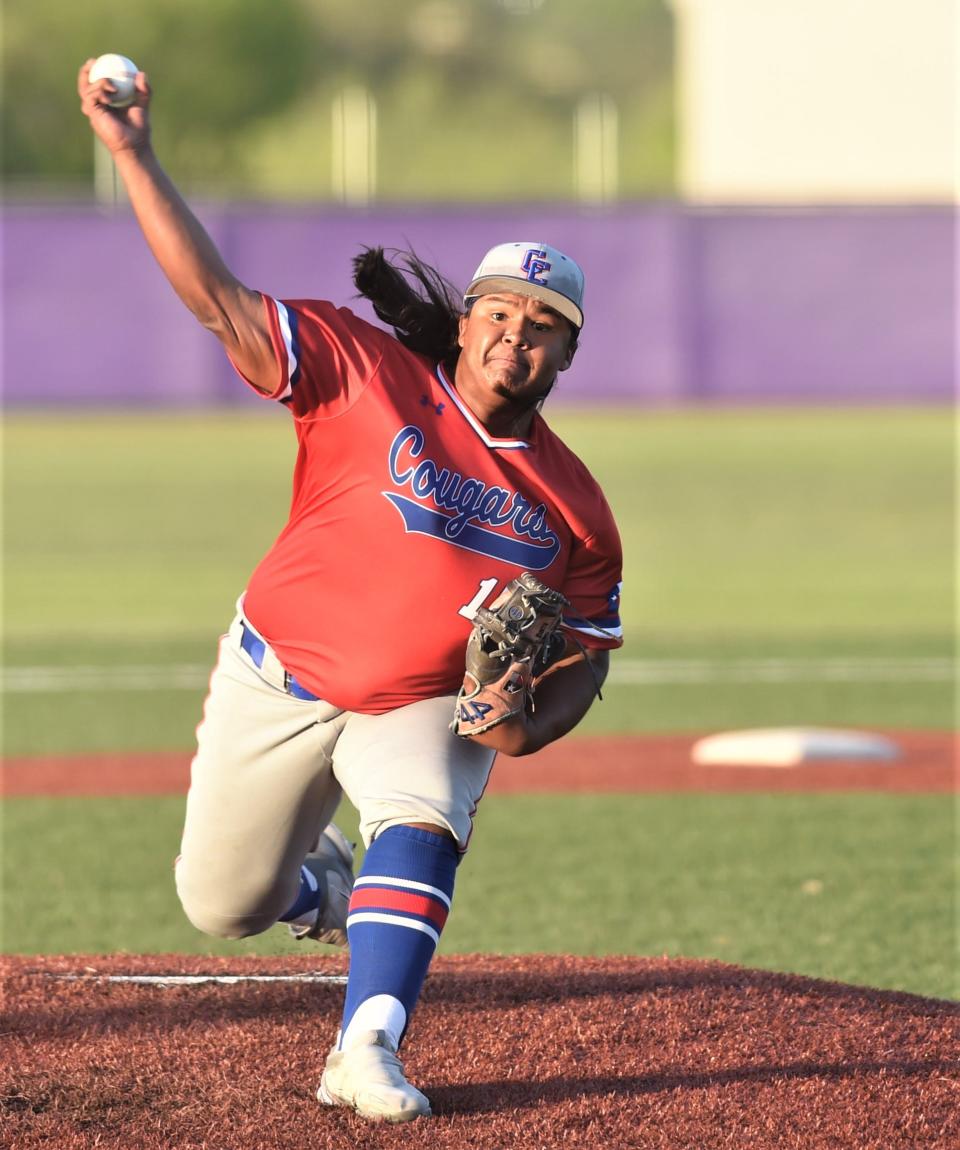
[89,54,139,108]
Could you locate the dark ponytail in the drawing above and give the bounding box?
[352,247,463,370]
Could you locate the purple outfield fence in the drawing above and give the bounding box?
[3,203,954,406]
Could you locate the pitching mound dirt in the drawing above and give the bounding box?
[4,953,957,1149]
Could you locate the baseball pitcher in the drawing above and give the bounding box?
[79,59,623,1124]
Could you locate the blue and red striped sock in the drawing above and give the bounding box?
[338,824,457,1051]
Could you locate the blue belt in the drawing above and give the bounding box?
[239,622,320,702]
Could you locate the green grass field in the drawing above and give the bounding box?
[4,792,953,999]
[2,408,956,997]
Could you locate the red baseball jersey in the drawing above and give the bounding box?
[234,295,623,714]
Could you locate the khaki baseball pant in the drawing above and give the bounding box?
[175,607,496,940]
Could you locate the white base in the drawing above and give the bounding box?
[691,727,900,768]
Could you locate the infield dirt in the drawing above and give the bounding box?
[3,729,954,796]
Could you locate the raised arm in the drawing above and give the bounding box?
[77,59,277,393]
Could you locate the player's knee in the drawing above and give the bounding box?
[181,903,261,940]
[174,859,285,940]
[176,886,268,940]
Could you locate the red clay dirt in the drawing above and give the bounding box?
[4,952,958,1150]
[4,734,956,1148]
[2,729,955,796]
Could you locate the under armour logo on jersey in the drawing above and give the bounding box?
[521,248,551,285]
[420,395,445,415]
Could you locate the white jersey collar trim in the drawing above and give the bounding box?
[435,366,531,451]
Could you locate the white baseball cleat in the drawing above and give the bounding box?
[318,1029,432,1122]
[288,823,355,947]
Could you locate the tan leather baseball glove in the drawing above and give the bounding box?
[451,572,568,738]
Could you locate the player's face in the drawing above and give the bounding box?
[455,293,576,427]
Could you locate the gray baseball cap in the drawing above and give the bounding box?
[464,241,585,329]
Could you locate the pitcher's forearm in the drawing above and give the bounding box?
[114,147,248,330]
[112,146,274,385]
[467,650,610,757]
[79,61,276,391]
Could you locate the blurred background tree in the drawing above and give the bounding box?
[3,0,675,201]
